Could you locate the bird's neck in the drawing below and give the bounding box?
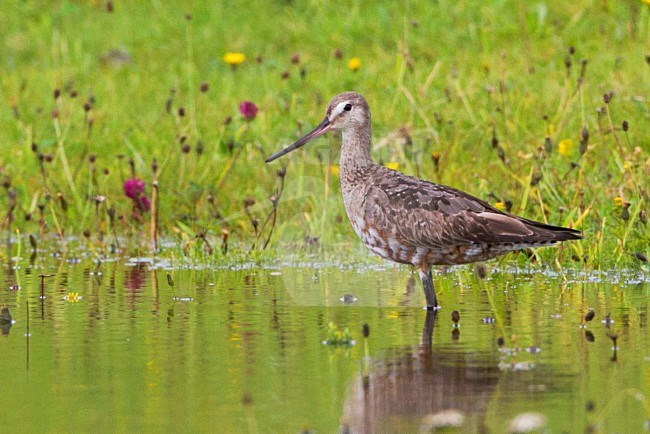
[340,125,373,170]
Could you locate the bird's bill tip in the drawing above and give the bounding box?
[265,117,331,163]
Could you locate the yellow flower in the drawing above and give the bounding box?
[613,197,623,207]
[348,57,361,72]
[557,139,573,157]
[65,292,79,302]
[384,162,400,170]
[223,52,246,67]
[330,165,340,176]
[494,202,506,211]
[644,0,650,5]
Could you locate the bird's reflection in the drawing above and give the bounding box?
[341,311,500,433]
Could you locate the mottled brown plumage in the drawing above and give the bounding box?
[266,92,582,309]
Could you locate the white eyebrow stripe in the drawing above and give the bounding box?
[330,101,350,119]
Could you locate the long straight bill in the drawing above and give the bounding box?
[265,117,331,163]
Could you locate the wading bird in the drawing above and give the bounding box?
[266,92,581,310]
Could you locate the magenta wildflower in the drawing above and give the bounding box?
[239,101,258,121]
[137,196,151,212]
[123,178,150,217]
[123,178,145,199]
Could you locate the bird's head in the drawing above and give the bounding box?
[265,91,369,163]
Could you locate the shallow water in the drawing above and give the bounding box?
[0,252,648,432]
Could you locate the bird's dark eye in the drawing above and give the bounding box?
[344,103,352,111]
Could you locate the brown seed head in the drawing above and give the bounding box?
[603,92,612,104]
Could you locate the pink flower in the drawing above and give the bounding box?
[137,196,151,212]
[239,101,258,121]
[123,178,145,199]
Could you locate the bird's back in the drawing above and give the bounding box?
[342,164,581,267]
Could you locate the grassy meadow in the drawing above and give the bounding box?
[1,0,648,267]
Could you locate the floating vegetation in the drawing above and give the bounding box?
[323,322,355,346]
[64,292,81,302]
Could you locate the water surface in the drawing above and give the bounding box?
[0,252,648,432]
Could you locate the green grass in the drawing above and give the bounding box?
[0,0,648,267]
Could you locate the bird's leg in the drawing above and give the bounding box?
[418,268,438,310]
[420,310,437,347]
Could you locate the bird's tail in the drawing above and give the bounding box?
[520,218,582,242]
